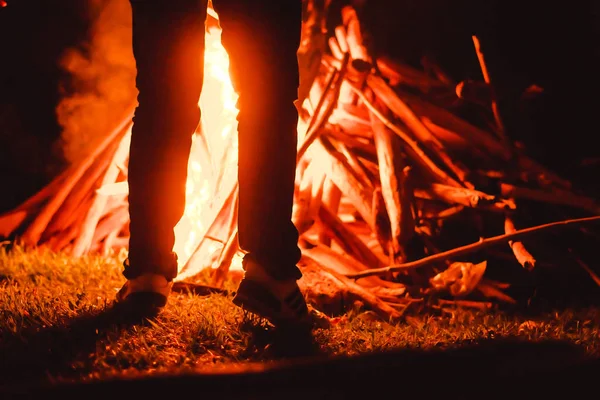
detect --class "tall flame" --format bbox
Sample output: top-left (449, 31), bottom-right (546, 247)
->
top-left (172, 5), bottom-right (240, 275)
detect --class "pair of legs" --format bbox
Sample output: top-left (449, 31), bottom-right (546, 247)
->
top-left (122, 0), bottom-right (305, 320)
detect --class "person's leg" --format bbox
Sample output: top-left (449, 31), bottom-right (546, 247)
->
top-left (214, 0), bottom-right (303, 281)
top-left (124, 0), bottom-right (206, 285)
top-left (214, 0), bottom-right (308, 324)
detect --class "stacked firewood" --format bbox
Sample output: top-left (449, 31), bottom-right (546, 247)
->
top-left (1, 5), bottom-right (599, 320)
top-left (289, 6), bottom-right (600, 319)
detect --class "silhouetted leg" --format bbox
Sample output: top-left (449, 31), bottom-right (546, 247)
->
top-left (215, 0), bottom-right (303, 281)
top-left (125, 0), bottom-right (207, 281)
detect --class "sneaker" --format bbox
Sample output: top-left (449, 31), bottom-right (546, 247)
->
top-left (232, 259), bottom-right (314, 327)
top-left (116, 273), bottom-right (173, 312)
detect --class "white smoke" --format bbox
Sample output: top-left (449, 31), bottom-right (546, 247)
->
top-left (56, 0), bottom-right (136, 164)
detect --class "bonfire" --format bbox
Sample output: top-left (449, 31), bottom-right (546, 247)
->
top-left (1, 1), bottom-right (599, 320)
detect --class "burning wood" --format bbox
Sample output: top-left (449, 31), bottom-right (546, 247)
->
top-left (1, 4), bottom-right (600, 319)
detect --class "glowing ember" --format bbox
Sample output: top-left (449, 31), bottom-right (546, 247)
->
top-left (172, 5), bottom-right (241, 276)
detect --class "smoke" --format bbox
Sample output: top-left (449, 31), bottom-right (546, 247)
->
top-left (56, 0), bottom-right (135, 164)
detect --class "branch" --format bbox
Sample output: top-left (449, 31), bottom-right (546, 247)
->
top-left (504, 216), bottom-right (536, 270)
top-left (472, 35), bottom-right (511, 152)
top-left (346, 215), bottom-right (600, 279)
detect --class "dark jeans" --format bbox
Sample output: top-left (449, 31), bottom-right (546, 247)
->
top-left (125, 0), bottom-right (302, 282)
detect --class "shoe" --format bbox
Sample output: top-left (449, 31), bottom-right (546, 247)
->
top-left (116, 273), bottom-right (173, 313)
top-left (232, 259), bottom-right (315, 327)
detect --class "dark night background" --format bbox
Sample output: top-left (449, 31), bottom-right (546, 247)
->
top-left (0, 0), bottom-right (599, 214)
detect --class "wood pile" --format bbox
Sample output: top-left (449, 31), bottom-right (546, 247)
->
top-left (1, 4), bottom-right (600, 320)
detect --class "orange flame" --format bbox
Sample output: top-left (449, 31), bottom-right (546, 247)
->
top-left (172, 4), bottom-right (241, 277)
top-left (170, 3), bottom-right (318, 278)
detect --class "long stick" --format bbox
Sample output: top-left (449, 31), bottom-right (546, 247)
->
top-left (346, 215), bottom-right (600, 279)
top-left (415, 183), bottom-right (515, 211)
top-left (369, 106), bottom-right (404, 254)
top-left (505, 216), bottom-right (536, 270)
top-left (472, 35), bottom-right (512, 153)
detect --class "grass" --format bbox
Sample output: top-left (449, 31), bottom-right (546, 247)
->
top-left (1, 244), bottom-right (599, 385)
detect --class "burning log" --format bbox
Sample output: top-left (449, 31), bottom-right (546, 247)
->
top-left (369, 104), bottom-right (406, 256)
top-left (504, 216), bottom-right (536, 270)
top-left (415, 183), bottom-right (516, 211)
top-left (341, 6), bottom-right (371, 67)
